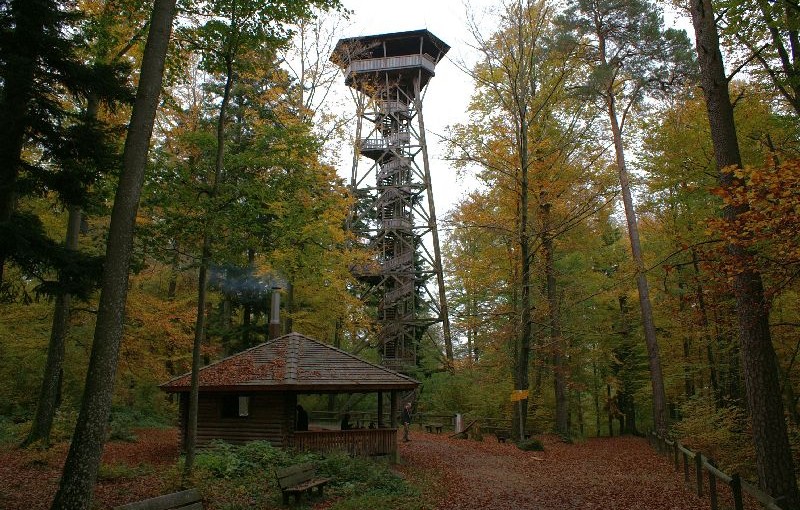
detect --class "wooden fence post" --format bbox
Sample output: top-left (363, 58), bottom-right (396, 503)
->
top-left (708, 458), bottom-right (718, 510)
top-left (695, 452), bottom-right (704, 497)
top-left (683, 450), bottom-right (690, 482)
top-left (730, 474), bottom-right (744, 510)
top-left (673, 442), bottom-right (679, 471)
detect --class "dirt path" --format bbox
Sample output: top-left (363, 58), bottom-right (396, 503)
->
top-left (396, 431), bottom-right (707, 509)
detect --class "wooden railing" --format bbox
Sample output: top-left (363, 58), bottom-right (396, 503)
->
top-left (650, 432), bottom-right (785, 510)
top-left (292, 429), bottom-right (397, 458)
top-left (346, 54), bottom-right (436, 76)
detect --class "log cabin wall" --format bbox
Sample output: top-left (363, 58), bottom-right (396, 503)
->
top-left (178, 392), bottom-right (293, 448)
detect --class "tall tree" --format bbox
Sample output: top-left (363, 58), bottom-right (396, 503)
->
top-left (0, 0), bottom-right (125, 287)
top-left (559, 0), bottom-right (695, 434)
top-left (689, 0), bottom-right (800, 506)
top-left (23, 0), bottom-right (147, 448)
top-left (50, 0), bottom-right (177, 506)
top-left (170, 0), bottom-right (341, 479)
top-left (452, 0), bottom-right (611, 439)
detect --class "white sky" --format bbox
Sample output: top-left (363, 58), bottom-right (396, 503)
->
top-left (329, 0), bottom-right (694, 221)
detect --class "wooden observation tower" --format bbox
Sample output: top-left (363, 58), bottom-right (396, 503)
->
top-left (331, 30), bottom-right (452, 370)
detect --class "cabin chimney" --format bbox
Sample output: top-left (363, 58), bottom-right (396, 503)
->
top-left (269, 288), bottom-right (281, 340)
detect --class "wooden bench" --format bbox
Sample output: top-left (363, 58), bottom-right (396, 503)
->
top-left (494, 429), bottom-right (531, 443)
top-left (495, 429), bottom-right (511, 443)
top-left (424, 423), bottom-right (443, 433)
top-left (114, 488), bottom-right (202, 510)
top-left (276, 463), bottom-right (331, 505)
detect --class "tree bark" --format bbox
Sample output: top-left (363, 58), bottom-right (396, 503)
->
top-left (24, 205), bottom-right (81, 447)
top-left (690, 0), bottom-right (799, 506)
top-left (606, 93), bottom-right (668, 435)
top-left (183, 52), bottom-right (233, 482)
top-left (513, 105), bottom-right (531, 442)
top-left (691, 247), bottom-right (720, 402)
top-left (49, 0), bottom-right (175, 507)
top-left (541, 200), bottom-right (568, 436)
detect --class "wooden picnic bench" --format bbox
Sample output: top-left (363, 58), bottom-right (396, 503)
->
top-left (114, 488), bottom-right (202, 510)
top-left (494, 429), bottom-right (511, 443)
top-left (275, 462), bottom-right (332, 505)
top-left (494, 429), bottom-right (531, 443)
top-left (424, 423), bottom-right (443, 433)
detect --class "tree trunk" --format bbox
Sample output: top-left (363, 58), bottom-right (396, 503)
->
top-left (183, 53), bottom-right (233, 482)
top-left (167, 242), bottom-right (179, 299)
top-left (24, 205), bottom-right (82, 447)
top-left (690, 1), bottom-right (799, 505)
top-left (691, 247), bottom-right (720, 403)
top-left (513, 111), bottom-right (532, 442)
top-left (541, 200), bottom-right (568, 437)
top-left (615, 296), bottom-right (639, 435)
top-left (50, 0), bottom-right (175, 507)
top-left (593, 363), bottom-right (601, 437)
top-left (607, 384), bottom-right (614, 437)
top-left (605, 94), bottom-right (667, 435)
top-left (182, 233), bottom-right (210, 483)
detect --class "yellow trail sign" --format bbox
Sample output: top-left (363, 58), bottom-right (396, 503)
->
top-left (510, 389), bottom-right (529, 402)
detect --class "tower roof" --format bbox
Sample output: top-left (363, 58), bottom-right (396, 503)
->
top-left (330, 29), bottom-right (450, 67)
top-left (160, 332), bottom-right (419, 393)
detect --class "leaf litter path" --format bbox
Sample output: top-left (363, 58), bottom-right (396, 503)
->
top-left (396, 432), bottom-right (705, 510)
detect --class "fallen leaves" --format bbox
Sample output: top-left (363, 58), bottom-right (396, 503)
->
top-left (396, 431), bottom-right (709, 509)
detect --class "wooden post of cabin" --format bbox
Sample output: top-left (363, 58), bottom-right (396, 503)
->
top-left (378, 392), bottom-right (384, 428)
top-left (390, 391), bottom-right (398, 428)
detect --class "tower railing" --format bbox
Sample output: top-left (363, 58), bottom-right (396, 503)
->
top-left (346, 54), bottom-right (436, 76)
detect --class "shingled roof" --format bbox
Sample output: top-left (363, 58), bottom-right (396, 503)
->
top-left (160, 333), bottom-right (419, 393)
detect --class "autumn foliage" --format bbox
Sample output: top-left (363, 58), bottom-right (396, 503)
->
top-left (710, 159), bottom-right (800, 288)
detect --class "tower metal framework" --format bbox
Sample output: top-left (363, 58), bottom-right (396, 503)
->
top-left (331, 30), bottom-right (452, 370)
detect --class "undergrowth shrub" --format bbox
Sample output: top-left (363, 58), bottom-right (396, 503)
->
top-left (516, 438), bottom-right (544, 451)
top-left (1, 408), bottom-right (78, 446)
top-left (674, 396), bottom-right (755, 477)
top-left (190, 442), bottom-right (423, 509)
top-left (98, 462), bottom-right (154, 481)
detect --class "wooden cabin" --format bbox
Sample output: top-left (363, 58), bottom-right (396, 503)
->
top-left (160, 333), bottom-right (418, 457)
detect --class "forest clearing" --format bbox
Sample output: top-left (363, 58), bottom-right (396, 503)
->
top-left (2, 0), bottom-right (800, 508)
top-left (0, 428), bottom-right (712, 510)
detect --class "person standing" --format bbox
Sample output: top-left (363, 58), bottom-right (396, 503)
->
top-left (402, 402), bottom-right (412, 442)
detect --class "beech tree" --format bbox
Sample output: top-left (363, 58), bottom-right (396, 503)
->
top-left (450, 0), bottom-right (612, 439)
top-left (50, 0), bottom-right (177, 507)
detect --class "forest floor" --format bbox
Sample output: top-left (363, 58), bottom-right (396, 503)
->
top-left (0, 427), bottom-right (721, 509)
top-left (395, 431), bottom-right (711, 509)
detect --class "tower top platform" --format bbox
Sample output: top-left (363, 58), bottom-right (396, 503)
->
top-left (331, 29), bottom-right (449, 63)
top-left (330, 29), bottom-right (450, 95)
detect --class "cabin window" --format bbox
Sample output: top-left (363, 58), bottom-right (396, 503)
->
top-left (222, 395), bottom-right (250, 418)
